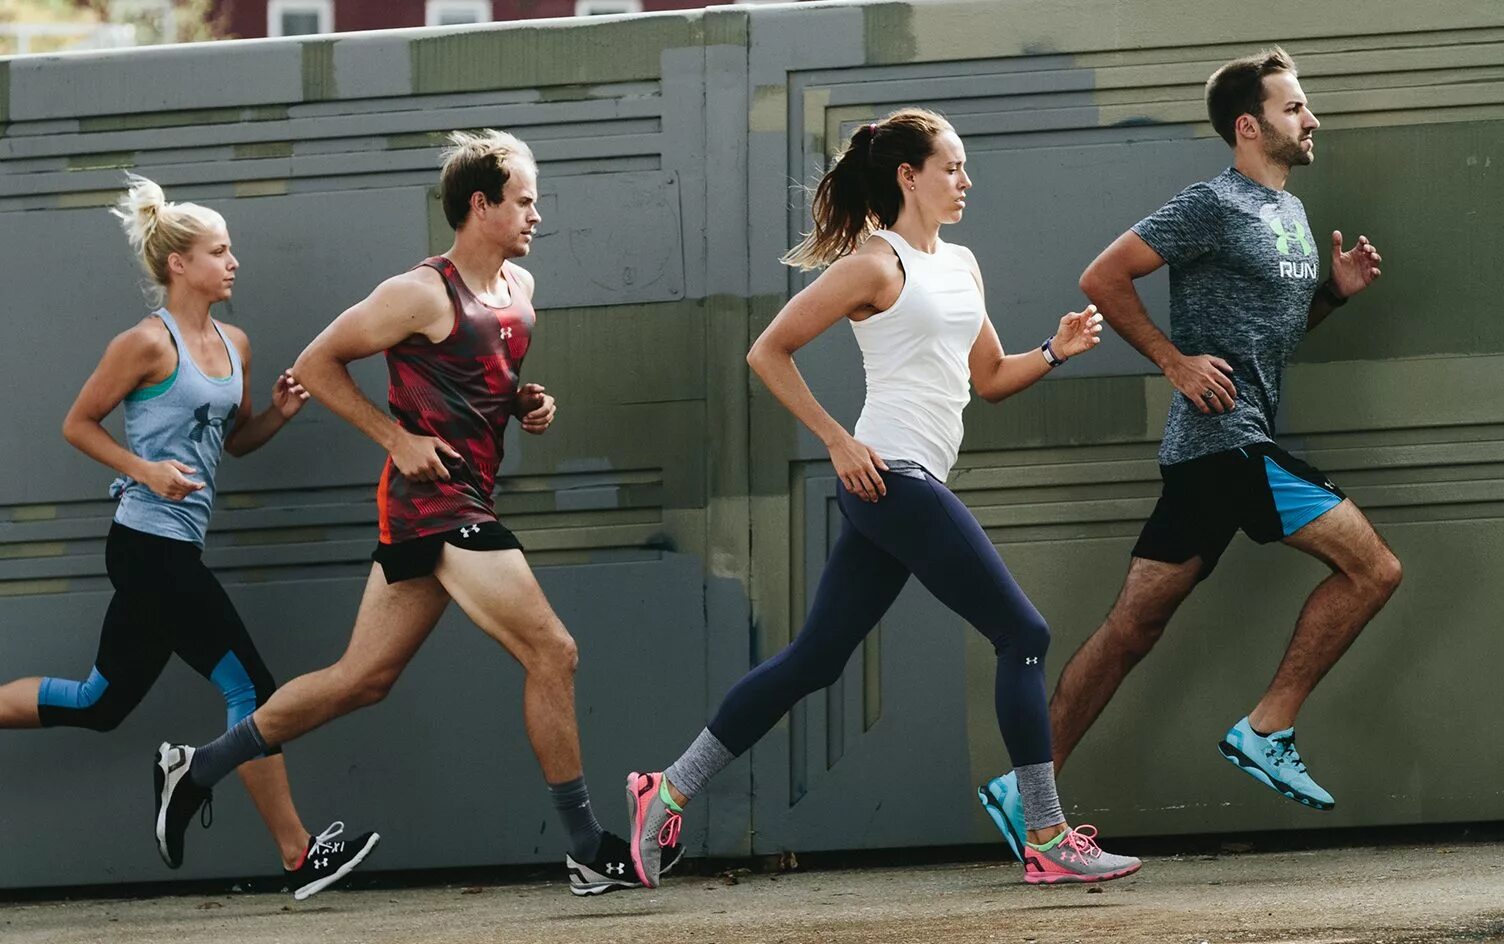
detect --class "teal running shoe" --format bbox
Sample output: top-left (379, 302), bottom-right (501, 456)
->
top-left (978, 771), bottom-right (1027, 862)
top-left (1218, 717), bottom-right (1335, 810)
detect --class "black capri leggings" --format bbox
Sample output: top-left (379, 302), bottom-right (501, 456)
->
top-left (37, 522), bottom-right (279, 750)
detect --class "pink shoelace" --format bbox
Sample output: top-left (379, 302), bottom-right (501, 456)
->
top-left (1061, 824), bottom-right (1104, 859)
top-left (657, 809), bottom-right (682, 848)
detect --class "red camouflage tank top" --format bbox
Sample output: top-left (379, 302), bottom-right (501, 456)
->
top-left (376, 256), bottom-right (535, 544)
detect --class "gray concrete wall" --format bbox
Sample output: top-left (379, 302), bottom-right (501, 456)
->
top-left (0, 0), bottom-right (1499, 889)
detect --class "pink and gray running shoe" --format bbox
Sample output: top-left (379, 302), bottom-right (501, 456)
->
top-left (626, 771), bottom-right (682, 888)
top-left (1022, 825), bottom-right (1141, 885)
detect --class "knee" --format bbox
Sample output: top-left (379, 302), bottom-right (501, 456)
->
top-left (788, 654), bottom-right (845, 694)
top-left (344, 667), bottom-right (400, 709)
top-left (1356, 549), bottom-right (1403, 600)
top-left (1105, 611), bottom-right (1168, 662)
top-left (1020, 611), bottom-right (1051, 654)
top-left (38, 672), bottom-right (128, 732)
top-left (81, 701), bottom-right (129, 733)
top-left (524, 626), bottom-right (579, 679)
top-left (996, 610), bottom-right (1051, 660)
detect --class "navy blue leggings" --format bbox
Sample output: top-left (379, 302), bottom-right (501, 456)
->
top-left (708, 468), bottom-right (1052, 766)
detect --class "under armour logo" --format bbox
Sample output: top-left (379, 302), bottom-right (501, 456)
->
top-left (605, 863), bottom-right (624, 875)
top-left (1260, 203), bottom-right (1314, 256)
top-left (314, 857), bottom-right (329, 870)
top-left (1024, 657), bottom-right (1039, 665)
top-left (460, 524), bottom-right (480, 538)
top-left (189, 403), bottom-right (238, 443)
top-left (499, 327), bottom-right (514, 340)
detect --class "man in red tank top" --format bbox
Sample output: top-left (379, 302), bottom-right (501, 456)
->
top-left (153, 131), bottom-right (668, 896)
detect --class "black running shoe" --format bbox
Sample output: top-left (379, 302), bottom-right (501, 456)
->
top-left (566, 831), bottom-right (643, 896)
top-left (566, 832), bottom-right (687, 896)
top-left (285, 822), bottom-right (381, 901)
top-left (154, 742), bottom-right (212, 869)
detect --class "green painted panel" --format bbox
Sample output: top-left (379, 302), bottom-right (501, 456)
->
top-left (960, 373), bottom-right (1156, 453)
top-left (233, 141), bottom-right (293, 160)
top-left (1297, 120), bottom-right (1504, 362)
top-left (862, 3), bottom-right (917, 66)
top-left (703, 7), bottom-right (749, 47)
top-left (410, 17), bottom-right (694, 94)
top-left (66, 151), bottom-right (134, 171)
top-left (387, 131), bottom-right (449, 150)
top-left (77, 105), bottom-right (287, 133)
top-left (301, 40), bottom-right (338, 102)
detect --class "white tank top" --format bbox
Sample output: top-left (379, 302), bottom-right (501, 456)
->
top-left (850, 230), bottom-right (986, 481)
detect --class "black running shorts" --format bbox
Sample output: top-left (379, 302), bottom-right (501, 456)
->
top-left (1132, 441), bottom-right (1345, 580)
top-left (371, 520), bottom-right (524, 583)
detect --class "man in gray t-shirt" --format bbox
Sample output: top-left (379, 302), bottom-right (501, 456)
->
top-left (1132, 166), bottom-right (1320, 466)
top-left (977, 48), bottom-right (1401, 857)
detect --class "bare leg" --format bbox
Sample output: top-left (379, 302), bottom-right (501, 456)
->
top-left (0, 678), bottom-right (42, 728)
top-left (1248, 500), bottom-right (1401, 732)
top-left (433, 546), bottom-right (582, 783)
top-left (251, 566), bottom-right (451, 745)
top-left (1049, 556), bottom-right (1201, 773)
top-left (236, 754), bottom-right (311, 868)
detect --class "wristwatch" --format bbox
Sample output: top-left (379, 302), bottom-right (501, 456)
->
top-left (1316, 279), bottom-right (1348, 308)
top-left (1041, 336), bottom-right (1067, 367)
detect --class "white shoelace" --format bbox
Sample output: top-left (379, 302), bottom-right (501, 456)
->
top-left (310, 821), bottom-right (346, 856)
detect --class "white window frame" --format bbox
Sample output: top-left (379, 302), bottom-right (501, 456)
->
top-left (426, 1), bottom-right (492, 27)
top-left (267, 0), bottom-right (334, 38)
top-left (575, 0), bottom-right (642, 16)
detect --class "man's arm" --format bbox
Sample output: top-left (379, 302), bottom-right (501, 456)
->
top-left (1079, 231), bottom-right (1238, 415)
top-left (1308, 230), bottom-right (1383, 332)
top-left (292, 269), bottom-right (462, 482)
top-left (503, 262), bottom-right (556, 433)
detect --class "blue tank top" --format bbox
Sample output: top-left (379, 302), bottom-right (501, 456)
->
top-left (111, 309), bottom-right (243, 547)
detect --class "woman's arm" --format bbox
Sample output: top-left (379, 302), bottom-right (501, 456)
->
top-left (62, 322), bottom-right (204, 501)
top-left (962, 246), bottom-right (1102, 403)
top-left (221, 324), bottom-right (309, 457)
top-left (748, 250), bottom-right (899, 502)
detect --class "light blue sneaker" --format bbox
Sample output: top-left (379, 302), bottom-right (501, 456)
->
top-left (978, 771), bottom-right (1027, 862)
top-left (1217, 717), bottom-right (1335, 810)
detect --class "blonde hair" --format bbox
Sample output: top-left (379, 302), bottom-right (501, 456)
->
top-left (782, 107), bottom-right (953, 271)
top-left (111, 174), bottom-right (225, 301)
top-left (438, 129), bottom-right (536, 229)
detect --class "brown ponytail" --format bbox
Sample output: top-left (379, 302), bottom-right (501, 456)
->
top-left (782, 107), bottom-right (952, 270)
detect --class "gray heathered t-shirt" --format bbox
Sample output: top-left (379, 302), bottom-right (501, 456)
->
top-left (1132, 168), bottom-right (1320, 465)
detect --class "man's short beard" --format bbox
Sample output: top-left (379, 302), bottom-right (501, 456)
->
top-left (1257, 115), bottom-right (1312, 167)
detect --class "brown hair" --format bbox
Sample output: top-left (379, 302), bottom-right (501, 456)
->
top-left (111, 174), bottom-right (225, 304)
top-left (782, 107), bottom-right (952, 270)
top-left (1205, 46), bottom-right (1298, 146)
top-left (438, 129), bottom-right (535, 230)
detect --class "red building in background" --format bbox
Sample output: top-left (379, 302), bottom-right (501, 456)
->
top-left (214, 0), bottom-right (758, 39)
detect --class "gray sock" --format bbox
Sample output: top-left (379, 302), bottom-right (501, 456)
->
top-left (1015, 761), bottom-right (1066, 832)
top-left (189, 716), bottom-right (269, 788)
top-left (548, 776), bottom-right (604, 861)
top-left (664, 728), bottom-right (736, 802)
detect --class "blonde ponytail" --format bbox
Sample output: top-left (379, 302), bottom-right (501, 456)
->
top-left (110, 174), bottom-right (225, 299)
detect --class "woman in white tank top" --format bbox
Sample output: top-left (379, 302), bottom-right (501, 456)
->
top-left (628, 109), bottom-right (1141, 888)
